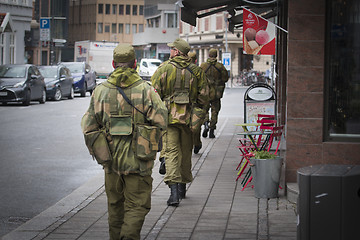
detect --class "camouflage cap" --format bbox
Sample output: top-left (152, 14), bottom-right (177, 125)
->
top-left (188, 52), bottom-right (197, 63)
top-left (209, 48), bottom-right (218, 57)
top-left (167, 38), bottom-right (190, 55)
top-left (113, 43), bottom-right (135, 63)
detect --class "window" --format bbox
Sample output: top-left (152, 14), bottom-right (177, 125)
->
top-left (132, 24), bottom-right (137, 34)
top-left (325, 0), bottom-right (360, 141)
top-left (133, 5), bottom-right (137, 15)
top-left (105, 4), bottom-right (110, 14)
top-left (147, 16), bottom-right (160, 28)
top-left (0, 34), bottom-right (4, 65)
top-left (125, 23), bottom-right (130, 34)
top-left (112, 4), bottom-right (117, 14)
top-left (119, 5), bottom-right (124, 15)
top-left (105, 24), bottom-right (110, 33)
top-left (139, 24), bottom-right (144, 33)
top-left (9, 34), bottom-right (14, 64)
top-left (126, 5), bottom-right (130, 15)
top-left (119, 23), bottom-right (123, 34)
top-left (98, 23), bottom-right (103, 33)
top-left (112, 23), bottom-right (116, 33)
top-left (98, 4), bottom-right (103, 14)
top-left (139, 5), bottom-right (144, 15)
top-left (166, 12), bottom-right (178, 28)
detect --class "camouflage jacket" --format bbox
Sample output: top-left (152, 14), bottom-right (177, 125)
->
top-left (151, 55), bottom-right (209, 126)
top-left (81, 67), bottom-right (168, 176)
top-left (200, 58), bottom-right (229, 86)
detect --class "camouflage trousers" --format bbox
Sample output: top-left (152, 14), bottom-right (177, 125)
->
top-left (163, 124), bottom-right (193, 185)
top-left (204, 98), bottom-right (221, 130)
top-left (105, 172), bottom-right (152, 240)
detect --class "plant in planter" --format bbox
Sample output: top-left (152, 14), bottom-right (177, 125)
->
top-left (249, 150), bottom-right (283, 199)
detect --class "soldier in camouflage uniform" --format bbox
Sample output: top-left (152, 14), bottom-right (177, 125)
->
top-left (200, 48), bottom-right (229, 138)
top-left (151, 38), bottom-right (209, 207)
top-left (81, 44), bottom-right (168, 240)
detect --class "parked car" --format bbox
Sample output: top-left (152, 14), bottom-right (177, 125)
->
top-left (138, 58), bottom-right (162, 81)
top-left (38, 65), bottom-right (74, 101)
top-left (60, 62), bottom-right (96, 97)
top-left (0, 64), bottom-right (46, 106)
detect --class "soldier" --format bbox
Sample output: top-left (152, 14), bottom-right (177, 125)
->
top-left (81, 43), bottom-right (168, 240)
top-left (200, 48), bottom-right (229, 138)
top-left (151, 38), bottom-right (209, 206)
top-left (188, 51), bottom-right (213, 154)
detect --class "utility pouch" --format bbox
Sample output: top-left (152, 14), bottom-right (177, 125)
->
top-left (110, 115), bottom-right (132, 135)
top-left (190, 106), bottom-right (205, 133)
top-left (173, 90), bottom-right (190, 104)
top-left (134, 124), bottom-right (161, 161)
top-left (216, 85), bottom-right (225, 99)
top-left (84, 129), bottom-right (112, 165)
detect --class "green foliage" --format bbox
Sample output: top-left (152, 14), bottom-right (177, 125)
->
top-left (251, 150), bottom-right (277, 159)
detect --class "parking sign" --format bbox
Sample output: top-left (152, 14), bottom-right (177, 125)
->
top-left (222, 52), bottom-right (231, 71)
top-left (40, 18), bottom-right (50, 41)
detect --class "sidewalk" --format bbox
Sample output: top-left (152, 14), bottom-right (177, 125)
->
top-left (3, 117), bottom-right (297, 240)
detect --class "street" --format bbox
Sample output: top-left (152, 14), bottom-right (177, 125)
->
top-left (0, 87), bottom-right (246, 237)
top-left (0, 93), bottom-right (102, 237)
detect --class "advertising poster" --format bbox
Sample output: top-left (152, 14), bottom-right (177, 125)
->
top-left (243, 8), bottom-right (276, 55)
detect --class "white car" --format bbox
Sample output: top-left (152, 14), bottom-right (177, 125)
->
top-left (138, 59), bottom-right (162, 81)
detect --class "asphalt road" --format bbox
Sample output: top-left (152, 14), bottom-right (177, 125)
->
top-left (0, 93), bottom-right (102, 237)
top-left (0, 86), bottom-right (246, 237)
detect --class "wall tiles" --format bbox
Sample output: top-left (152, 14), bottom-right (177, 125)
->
top-left (287, 92), bottom-right (323, 118)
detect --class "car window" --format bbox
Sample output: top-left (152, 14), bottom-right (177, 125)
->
top-left (60, 68), bottom-right (66, 76)
top-left (149, 61), bottom-right (161, 67)
top-left (39, 67), bottom-right (57, 78)
top-left (64, 68), bottom-right (71, 77)
top-left (28, 67), bottom-right (35, 77)
top-left (85, 64), bottom-right (91, 72)
top-left (63, 63), bottom-right (83, 73)
top-left (143, 62), bottom-right (148, 67)
top-left (0, 65), bottom-right (26, 78)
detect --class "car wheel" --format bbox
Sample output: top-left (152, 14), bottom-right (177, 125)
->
top-left (68, 87), bottom-right (74, 99)
top-left (80, 83), bottom-right (87, 97)
top-left (39, 89), bottom-right (46, 104)
top-left (54, 88), bottom-right (62, 101)
top-left (22, 89), bottom-right (31, 106)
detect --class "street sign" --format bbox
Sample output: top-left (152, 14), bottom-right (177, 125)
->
top-left (40, 17), bottom-right (50, 41)
top-left (222, 52), bottom-right (231, 71)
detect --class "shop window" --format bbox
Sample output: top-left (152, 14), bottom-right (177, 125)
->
top-left (325, 0), bottom-right (360, 141)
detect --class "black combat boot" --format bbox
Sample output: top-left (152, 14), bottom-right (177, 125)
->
top-left (178, 183), bottom-right (186, 199)
top-left (167, 184), bottom-right (179, 206)
top-left (209, 129), bottom-right (215, 138)
top-left (194, 144), bottom-right (202, 154)
top-left (202, 121), bottom-right (209, 138)
top-left (159, 157), bottom-right (166, 175)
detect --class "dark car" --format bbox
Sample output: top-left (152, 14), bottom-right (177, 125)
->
top-left (38, 65), bottom-right (74, 101)
top-left (60, 62), bottom-right (96, 97)
top-left (0, 64), bottom-right (46, 106)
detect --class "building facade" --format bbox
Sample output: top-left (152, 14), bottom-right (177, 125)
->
top-left (0, 0), bottom-right (33, 65)
top-left (132, 0), bottom-right (179, 62)
top-left (69, 0), bottom-right (145, 45)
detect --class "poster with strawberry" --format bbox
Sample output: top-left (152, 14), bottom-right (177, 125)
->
top-left (243, 8), bottom-right (276, 55)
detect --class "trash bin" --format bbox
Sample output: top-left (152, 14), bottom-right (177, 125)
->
top-left (250, 157), bottom-right (283, 198)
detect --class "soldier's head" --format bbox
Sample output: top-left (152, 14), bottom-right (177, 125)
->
top-left (168, 38), bottom-right (190, 58)
top-left (112, 43), bottom-right (136, 69)
top-left (209, 48), bottom-right (218, 58)
top-left (188, 52), bottom-right (197, 64)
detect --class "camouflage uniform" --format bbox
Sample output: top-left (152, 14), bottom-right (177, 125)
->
top-left (200, 50), bottom-right (229, 138)
top-left (151, 39), bottom-right (209, 206)
top-left (81, 44), bottom-right (167, 240)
